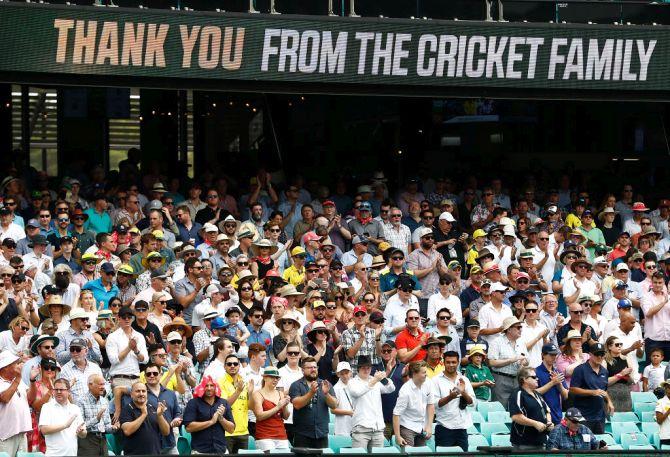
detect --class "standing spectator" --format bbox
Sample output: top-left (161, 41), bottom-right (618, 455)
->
top-left (39, 378), bottom-right (87, 456)
top-left (276, 342), bottom-right (303, 443)
top-left (119, 382), bottom-right (171, 455)
top-left (432, 351), bottom-right (476, 451)
top-left (347, 201), bottom-right (385, 256)
top-left (59, 337), bottom-right (103, 404)
top-left (131, 301), bottom-right (164, 349)
top-left (554, 330), bottom-right (589, 386)
top-left (643, 348), bottom-right (665, 392)
top-left (55, 308), bottom-right (102, 365)
top-left (603, 335), bottom-right (633, 412)
top-left (556, 303), bottom-right (597, 353)
top-left (383, 277), bottom-right (420, 342)
top-left (539, 293), bottom-right (564, 348)
top-left (0, 352), bottom-right (32, 457)
top-left (656, 380), bottom-right (670, 447)
top-left (76, 374), bottom-right (115, 457)
top-left (407, 227), bottom-right (448, 303)
top-left (289, 357), bottom-right (338, 448)
top-left (488, 316), bottom-right (529, 404)
top-left (641, 272), bottom-right (670, 362)
top-left (251, 367), bottom-right (291, 452)
top-left (142, 362), bottom-right (182, 454)
top-left (331, 362), bottom-right (354, 437)
top-left (174, 257), bottom-right (206, 325)
top-left (393, 361), bottom-right (435, 448)
top-left (380, 341), bottom-right (405, 441)
top-left (546, 407), bottom-right (599, 450)
top-left (478, 282), bottom-right (513, 343)
top-left (348, 355), bottom-right (394, 451)
top-left (82, 262), bottom-right (120, 310)
top-left (395, 309), bottom-right (430, 363)
top-left (463, 345), bottom-right (495, 401)
top-left (569, 343), bottom-right (613, 434)
top-left (341, 305), bottom-right (381, 374)
top-left (535, 343), bottom-right (569, 425)
top-left (217, 354), bottom-right (251, 453)
top-left (520, 298), bottom-right (549, 368)
top-left (383, 208), bottom-right (411, 257)
top-left (508, 367), bottom-right (553, 450)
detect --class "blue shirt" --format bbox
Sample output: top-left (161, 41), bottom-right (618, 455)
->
top-left (536, 362), bottom-right (568, 424)
top-left (84, 208), bottom-right (113, 235)
top-left (54, 255), bottom-right (81, 274)
top-left (570, 362), bottom-right (609, 422)
top-left (288, 378), bottom-right (332, 439)
top-left (82, 278), bottom-right (120, 309)
top-left (183, 396), bottom-right (234, 453)
top-left (176, 221), bottom-right (203, 245)
top-left (547, 423), bottom-right (598, 450)
top-left (246, 324), bottom-right (272, 367)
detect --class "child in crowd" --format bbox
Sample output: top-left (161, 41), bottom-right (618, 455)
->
top-left (225, 306), bottom-right (250, 345)
top-left (643, 348), bottom-right (666, 392)
top-left (463, 345), bottom-right (495, 401)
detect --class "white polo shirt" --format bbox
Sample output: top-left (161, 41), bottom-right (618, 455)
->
top-left (431, 373), bottom-right (476, 430)
top-left (393, 379), bottom-right (435, 433)
top-left (39, 399), bottom-right (84, 456)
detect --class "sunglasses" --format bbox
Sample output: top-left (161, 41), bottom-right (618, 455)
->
top-left (252, 314), bottom-right (264, 319)
top-left (269, 228), bottom-right (281, 233)
top-left (407, 316), bottom-right (421, 321)
top-left (237, 262), bottom-right (249, 266)
top-left (438, 315), bottom-right (451, 320)
top-left (145, 372), bottom-right (160, 377)
top-left (354, 312), bottom-right (367, 317)
top-left (525, 308), bottom-right (538, 313)
top-left (363, 298), bottom-right (375, 303)
top-left (613, 343), bottom-right (624, 347)
top-left (42, 366), bottom-right (58, 372)
top-left (70, 347), bottom-right (83, 353)
top-left (565, 256), bottom-right (577, 261)
top-left (321, 248), bottom-right (334, 252)
top-left (39, 214), bottom-right (51, 218)
top-left (391, 257), bottom-right (404, 261)
top-left (241, 287), bottom-right (253, 291)
top-left (331, 265), bottom-right (343, 270)
top-left (326, 305), bottom-right (337, 309)
top-left (315, 330), bottom-right (328, 335)
top-left (517, 279), bottom-right (529, 284)
top-left (207, 195), bottom-right (218, 199)
top-left (526, 375), bottom-right (538, 380)
top-left (57, 218), bottom-right (69, 223)
top-left (399, 288), bottom-right (412, 292)
top-left (41, 345), bottom-right (55, 350)
top-left (422, 236), bottom-right (434, 240)
top-left (19, 326), bottom-right (30, 331)
top-left (570, 310), bottom-right (583, 314)
top-left (168, 340), bottom-right (181, 345)
top-left (226, 362), bottom-right (240, 367)
top-left (370, 277), bottom-right (380, 281)
top-left (287, 351), bottom-right (301, 356)
top-left (306, 269), bottom-right (319, 274)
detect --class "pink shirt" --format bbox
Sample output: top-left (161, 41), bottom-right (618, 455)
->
top-left (641, 292), bottom-right (670, 341)
top-left (0, 377), bottom-right (32, 440)
top-left (555, 353), bottom-right (589, 386)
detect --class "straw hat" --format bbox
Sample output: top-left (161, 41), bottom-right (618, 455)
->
top-left (163, 317), bottom-right (193, 338)
top-left (250, 238), bottom-right (279, 257)
top-left (38, 295), bottom-right (72, 317)
top-left (275, 312), bottom-right (300, 330)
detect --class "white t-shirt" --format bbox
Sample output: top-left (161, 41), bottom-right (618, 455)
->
top-left (0, 330), bottom-right (30, 356)
top-left (656, 396), bottom-right (670, 439)
top-left (477, 302), bottom-right (513, 344)
top-left (427, 293), bottom-right (462, 328)
top-left (277, 365), bottom-right (303, 425)
top-left (332, 380), bottom-right (354, 436)
top-left (532, 246), bottom-right (556, 284)
top-left (643, 364), bottom-right (665, 391)
top-left (520, 322), bottom-right (548, 368)
top-left (39, 399), bottom-right (84, 456)
top-left (561, 277), bottom-right (596, 303)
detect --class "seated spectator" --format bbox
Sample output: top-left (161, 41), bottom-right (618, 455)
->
top-left (463, 345), bottom-right (495, 401)
top-left (546, 408), bottom-right (600, 450)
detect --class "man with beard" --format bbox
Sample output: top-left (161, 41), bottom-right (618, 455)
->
top-left (229, 230), bottom-right (254, 260)
top-left (174, 257), bottom-right (207, 326)
top-left (183, 376), bottom-right (235, 454)
top-left (120, 382), bottom-right (171, 455)
top-left (210, 234), bottom-right (234, 276)
top-left (408, 227), bottom-right (449, 301)
top-left (72, 252), bottom-right (99, 288)
top-left (244, 203), bottom-right (267, 240)
top-left (218, 354), bottom-right (252, 453)
top-left (432, 212), bottom-right (467, 271)
top-left (347, 201), bottom-right (385, 256)
top-left (289, 357), bottom-right (339, 448)
top-left (195, 189), bottom-right (230, 227)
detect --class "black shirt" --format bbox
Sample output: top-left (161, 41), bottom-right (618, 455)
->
top-left (556, 322), bottom-right (596, 353)
top-left (288, 378), bottom-right (333, 439)
top-left (119, 401), bottom-right (162, 455)
top-left (132, 320), bottom-right (164, 348)
top-left (508, 388), bottom-right (549, 446)
top-left (195, 206), bottom-right (230, 227)
top-left (0, 298), bottom-right (19, 332)
top-left (606, 357), bottom-right (629, 384)
top-left (183, 396), bottom-right (234, 453)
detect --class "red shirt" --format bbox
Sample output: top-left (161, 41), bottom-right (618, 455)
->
top-left (395, 327), bottom-right (426, 362)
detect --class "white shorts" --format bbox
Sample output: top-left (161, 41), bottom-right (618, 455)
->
top-left (255, 439), bottom-right (290, 451)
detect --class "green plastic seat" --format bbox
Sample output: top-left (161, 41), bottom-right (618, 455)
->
top-left (491, 434), bottom-right (512, 447)
top-left (611, 421), bottom-right (640, 442)
top-left (595, 434), bottom-right (616, 446)
top-left (328, 435), bottom-right (353, 453)
top-left (105, 433), bottom-right (123, 456)
top-left (239, 451), bottom-right (265, 455)
top-left (467, 434), bottom-right (490, 452)
top-left (436, 446), bottom-right (464, 452)
top-left (611, 412), bottom-right (640, 422)
top-left (404, 446), bottom-right (432, 453)
top-left (620, 432), bottom-right (649, 449)
top-left (607, 444), bottom-right (623, 450)
top-left (17, 453), bottom-right (45, 457)
top-left (339, 448), bottom-right (368, 454)
top-left (372, 447), bottom-right (400, 454)
top-left (477, 401), bottom-right (506, 420)
top-left (177, 436), bottom-right (191, 455)
top-left (633, 402), bottom-right (656, 415)
top-left (628, 444), bottom-right (655, 450)
top-left (640, 411), bottom-right (656, 422)
top-left (631, 392), bottom-right (657, 404)
top-left (641, 422), bottom-right (660, 447)
top-left (480, 422), bottom-right (510, 439)
top-left (487, 411), bottom-right (512, 424)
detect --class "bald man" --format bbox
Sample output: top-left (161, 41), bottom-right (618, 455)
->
top-left (77, 374), bottom-right (116, 456)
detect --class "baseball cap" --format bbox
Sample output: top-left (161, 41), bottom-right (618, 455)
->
top-left (26, 218), bottom-right (40, 228)
top-left (615, 263), bottom-right (630, 272)
top-left (100, 262), bottom-right (115, 274)
top-left (472, 229), bottom-right (487, 239)
top-left (352, 305), bottom-right (367, 315)
top-left (369, 310), bottom-right (385, 324)
top-left (134, 301), bottom-right (149, 312)
top-left (466, 319), bottom-right (481, 328)
top-left (69, 337), bottom-right (87, 348)
top-left (167, 331), bottom-right (182, 342)
top-left (490, 282), bottom-right (508, 293)
top-left (352, 235), bottom-right (368, 245)
top-left (358, 201), bottom-right (372, 211)
top-left (617, 299), bottom-right (632, 309)
top-left (613, 280), bottom-right (629, 290)
top-left (291, 246), bottom-right (306, 256)
top-left (311, 300), bottom-right (326, 309)
top-left (322, 200), bottom-right (336, 208)
top-left (469, 265), bottom-right (482, 276)
top-left (381, 340), bottom-right (396, 349)
top-left (565, 408), bottom-right (585, 422)
top-left (438, 211), bottom-right (456, 222)
top-left (118, 306), bottom-right (134, 318)
top-left (591, 343), bottom-right (606, 355)
top-left (542, 343), bottom-right (559, 355)
top-left (336, 361), bottom-right (352, 373)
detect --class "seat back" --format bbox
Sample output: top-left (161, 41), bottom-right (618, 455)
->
top-left (467, 434), bottom-right (490, 452)
top-left (491, 434), bottom-right (512, 447)
top-left (631, 392), bottom-right (657, 404)
top-left (595, 433), bottom-right (616, 446)
top-left (611, 421), bottom-right (640, 441)
top-left (477, 401), bottom-right (506, 419)
top-left (405, 446), bottom-right (433, 454)
top-left (480, 422), bottom-right (510, 439)
top-left (633, 402), bottom-right (656, 415)
top-left (488, 411), bottom-right (512, 423)
top-left (611, 412), bottom-right (640, 422)
top-left (340, 449), bottom-right (368, 454)
top-left (436, 446), bottom-right (465, 452)
top-left (620, 432), bottom-right (649, 449)
top-left (328, 435), bottom-right (353, 453)
top-left (640, 411), bottom-right (656, 423)
top-left (372, 447), bottom-right (400, 454)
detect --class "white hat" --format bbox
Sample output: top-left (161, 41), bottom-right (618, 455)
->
top-left (203, 223), bottom-right (218, 233)
top-left (490, 282), bottom-right (508, 293)
top-left (202, 308), bottom-right (219, 320)
top-left (0, 351), bottom-right (19, 370)
top-left (502, 225), bottom-right (516, 237)
top-left (336, 361), bottom-right (352, 373)
top-left (69, 308), bottom-right (89, 320)
top-left (205, 284), bottom-right (221, 298)
top-left (216, 233), bottom-right (231, 243)
top-left (499, 217), bottom-right (516, 227)
top-left (438, 212), bottom-right (456, 223)
top-left (166, 331), bottom-right (182, 342)
top-left (412, 226), bottom-right (434, 243)
top-left (593, 256), bottom-right (608, 265)
top-left (616, 263), bottom-right (630, 272)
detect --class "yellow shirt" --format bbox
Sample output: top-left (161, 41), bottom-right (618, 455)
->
top-left (139, 368), bottom-right (179, 391)
top-left (565, 213), bottom-right (582, 229)
top-left (218, 373), bottom-right (249, 436)
top-left (426, 360), bottom-right (445, 379)
top-left (282, 265), bottom-right (305, 287)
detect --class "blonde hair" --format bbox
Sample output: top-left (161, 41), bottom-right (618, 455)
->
top-left (76, 289), bottom-right (95, 310)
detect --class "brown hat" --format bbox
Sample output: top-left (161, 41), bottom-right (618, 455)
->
top-left (163, 317), bottom-right (193, 338)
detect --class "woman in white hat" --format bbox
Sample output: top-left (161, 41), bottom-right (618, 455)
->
top-left (250, 238), bottom-right (279, 280)
top-left (554, 329), bottom-right (589, 387)
top-left (251, 366), bottom-right (291, 452)
top-left (37, 296), bottom-right (72, 334)
top-left (306, 319), bottom-right (337, 383)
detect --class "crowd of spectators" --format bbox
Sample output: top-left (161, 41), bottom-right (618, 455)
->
top-left (1, 159), bottom-right (670, 455)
